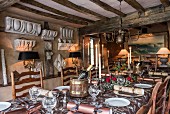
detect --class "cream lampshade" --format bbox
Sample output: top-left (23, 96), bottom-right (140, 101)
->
top-left (156, 47), bottom-right (170, 67)
top-left (118, 49), bottom-right (129, 57)
top-left (118, 49), bottom-right (129, 64)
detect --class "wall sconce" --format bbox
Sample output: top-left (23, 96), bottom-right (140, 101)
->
top-left (18, 51), bottom-right (40, 70)
top-left (156, 47), bottom-right (170, 67)
top-left (69, 51), bottom-right (81, 67)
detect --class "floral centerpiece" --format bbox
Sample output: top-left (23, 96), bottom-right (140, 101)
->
top-left (103, 75), bottom-right (133, 90)
top-left (103, 76), bottom-right (117, 90)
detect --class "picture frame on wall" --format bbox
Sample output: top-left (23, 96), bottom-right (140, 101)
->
top-left (128, 32), bottom-right (168, 55)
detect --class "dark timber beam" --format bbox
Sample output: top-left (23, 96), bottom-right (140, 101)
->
top-left (21, 0), bottom-right (95, 23)
top-left (124, 0), bottom-right (145, 12)
top-left (79, 5), bottom-right (170, 35)
top-left (52, 0), bottom-right (108, 20)
top-left (13, 4), bottom-right (88, 25)
top-left (90, 0), bottom-right (126, 17)
top-left (0, 0), bottom-right (20, 11)
top-left (160, 0), bottom-right (169, 7)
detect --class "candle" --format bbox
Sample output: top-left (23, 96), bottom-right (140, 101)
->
top-left (90, 40), bottom-right (94, 65)
top-left (107, 50), bottom-right (109, 58)
top-left (95, 44), bottom-right (98, 68)
top-left (129, 47), bottom-right (132, 64)
top-left (128, 53), bottom-right (130, 69)
top-left (99, 54), bottom-right (101, 79)
top-left (102, 44), bottom-right (104, 57)
top-left (87, 43), bottom-right (89, 63)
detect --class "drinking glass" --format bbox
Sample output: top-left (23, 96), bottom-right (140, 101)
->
top-left (42, 96), bottom-right (57, 114)
top-left (88, 85), bottom-right (100, 105)
top-left (29, 87), bottom-right (40, 104)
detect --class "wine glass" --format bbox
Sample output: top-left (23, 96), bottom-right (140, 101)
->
top-left (88, 85), bottom-right (101, 105)
top-left (29, 87), bottom-right (40, 104)
top-left (42, 96), bottom-right (57, 114)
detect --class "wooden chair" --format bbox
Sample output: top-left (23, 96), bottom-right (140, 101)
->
top-left (11, 70), bottom-right (43, 99)
top-left (136, 81), bottom-right (162, 114)
top-left (165, 90), bottom-right (170, 114)
top-left (61, 67), bottom-right (78, 86)
top-left (89, 68), bottom-right (98, 83)
top-left (154, 76), bottom-right (170, 114)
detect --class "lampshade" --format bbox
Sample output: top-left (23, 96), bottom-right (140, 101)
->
top-left (156, 47), bottom-right (170, 55)
top-left (118, 49), bottom-right (129, 55)
top-left (69, 52), bottom-right (81, 58)
top-left (18, 51), bottom-right (40, 60)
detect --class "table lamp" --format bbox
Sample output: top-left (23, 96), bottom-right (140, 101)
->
top-left (18, 51), bottom-right (40, 70)
top-left (69, 51), bottom-right (81, 67)
top-left (118, 49), bottom-right (129, 64)
top-left (156, 47), bottom-right (170, 67)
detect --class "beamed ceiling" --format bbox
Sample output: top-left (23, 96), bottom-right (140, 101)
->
top-left (1, 0), bottom-right (170, 35)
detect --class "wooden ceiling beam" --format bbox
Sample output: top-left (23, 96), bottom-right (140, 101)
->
top-left (12, 4), bottom-right (88, 25)
top-left (124, 0), bottom-right (145, 12)
top-left (79, 5), bottom-right (170, 35)
top-left (52, 0), bottom-right (108, 20)
top-left (90, 0), bottom-right (126, 17)
top-left (21, 0), bottom-right (95, 23)
top-left (160, 0), bottom-right (169, 7)
top-left (0, 0), bottom-right (20, 11)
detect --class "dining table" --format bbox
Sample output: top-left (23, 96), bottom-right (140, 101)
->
top-left (0, 81), bottom-right (153, 114)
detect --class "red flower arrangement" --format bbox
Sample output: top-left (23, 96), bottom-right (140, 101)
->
top-left (126, 76), bottom-right (132, 81)
top-left (106, 76), bottom-right (111, 83)
top-left (106, 76), bottom-right (117, 83)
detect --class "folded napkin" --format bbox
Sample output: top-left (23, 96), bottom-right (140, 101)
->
top-left (31, 86), bottom-right (52, 97)
top-left (113, 85), bottom-right (144, 95)
top-left (67, 102), bottom-right (111, 114)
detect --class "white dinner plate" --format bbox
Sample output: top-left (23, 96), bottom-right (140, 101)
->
top-left (55, 86), bottom-right (70, 91)
top-left (134, 83), bottom-right (152, 89)
top-left (0, 102), bottom-right (11, 111)
top-left (105, 98), bottom-right (130, 107)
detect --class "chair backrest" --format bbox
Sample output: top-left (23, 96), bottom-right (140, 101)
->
top-left (61, 67), bottom-right (78, 86)
top-left (165, 89), bottom-right (170, 114)
top-left (11, 70), bottom-right (43, 99)
top-left (89, 68), bottom-right (98, 83)
top-left (136, 82), bottom-right (162, 114)
top-left (154, 76), bottom-right (170, 114)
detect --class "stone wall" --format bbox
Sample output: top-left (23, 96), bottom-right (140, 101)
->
top-left (0, 11), bottom-right (79, 96)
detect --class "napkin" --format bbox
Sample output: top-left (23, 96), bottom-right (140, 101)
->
top-left (31, 86), bottom-right (50, 96)
top-left (113, 85), bottom-right (144, 95)
top-left (67, 102), bottom-right (111, 114)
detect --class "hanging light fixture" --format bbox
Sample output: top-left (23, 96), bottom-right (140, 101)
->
top-left (116, 0), bottom-right (126, 44)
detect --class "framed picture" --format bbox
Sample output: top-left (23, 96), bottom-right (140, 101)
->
top-left (128, 32), bottom-right (168, 55)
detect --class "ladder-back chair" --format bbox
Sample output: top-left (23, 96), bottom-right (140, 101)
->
top-left (61, 67), bottom-right (78, 86)
top-left (136, 81), bottom-right (162, 114)
top-left (11, 70), bottom-right (43, 99)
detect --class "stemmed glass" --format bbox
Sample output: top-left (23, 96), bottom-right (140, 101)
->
top-left (42, 96), bottom-right (57, 114)
top-left (88, 85), bottom-right (101, 105)
top-left (29, 87), bottom-right (40, 104)
top-left (51, 89), bottom-right (60, 111)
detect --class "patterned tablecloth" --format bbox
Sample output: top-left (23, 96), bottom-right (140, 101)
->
top-left (0, 83), bottom-right (152, 114)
